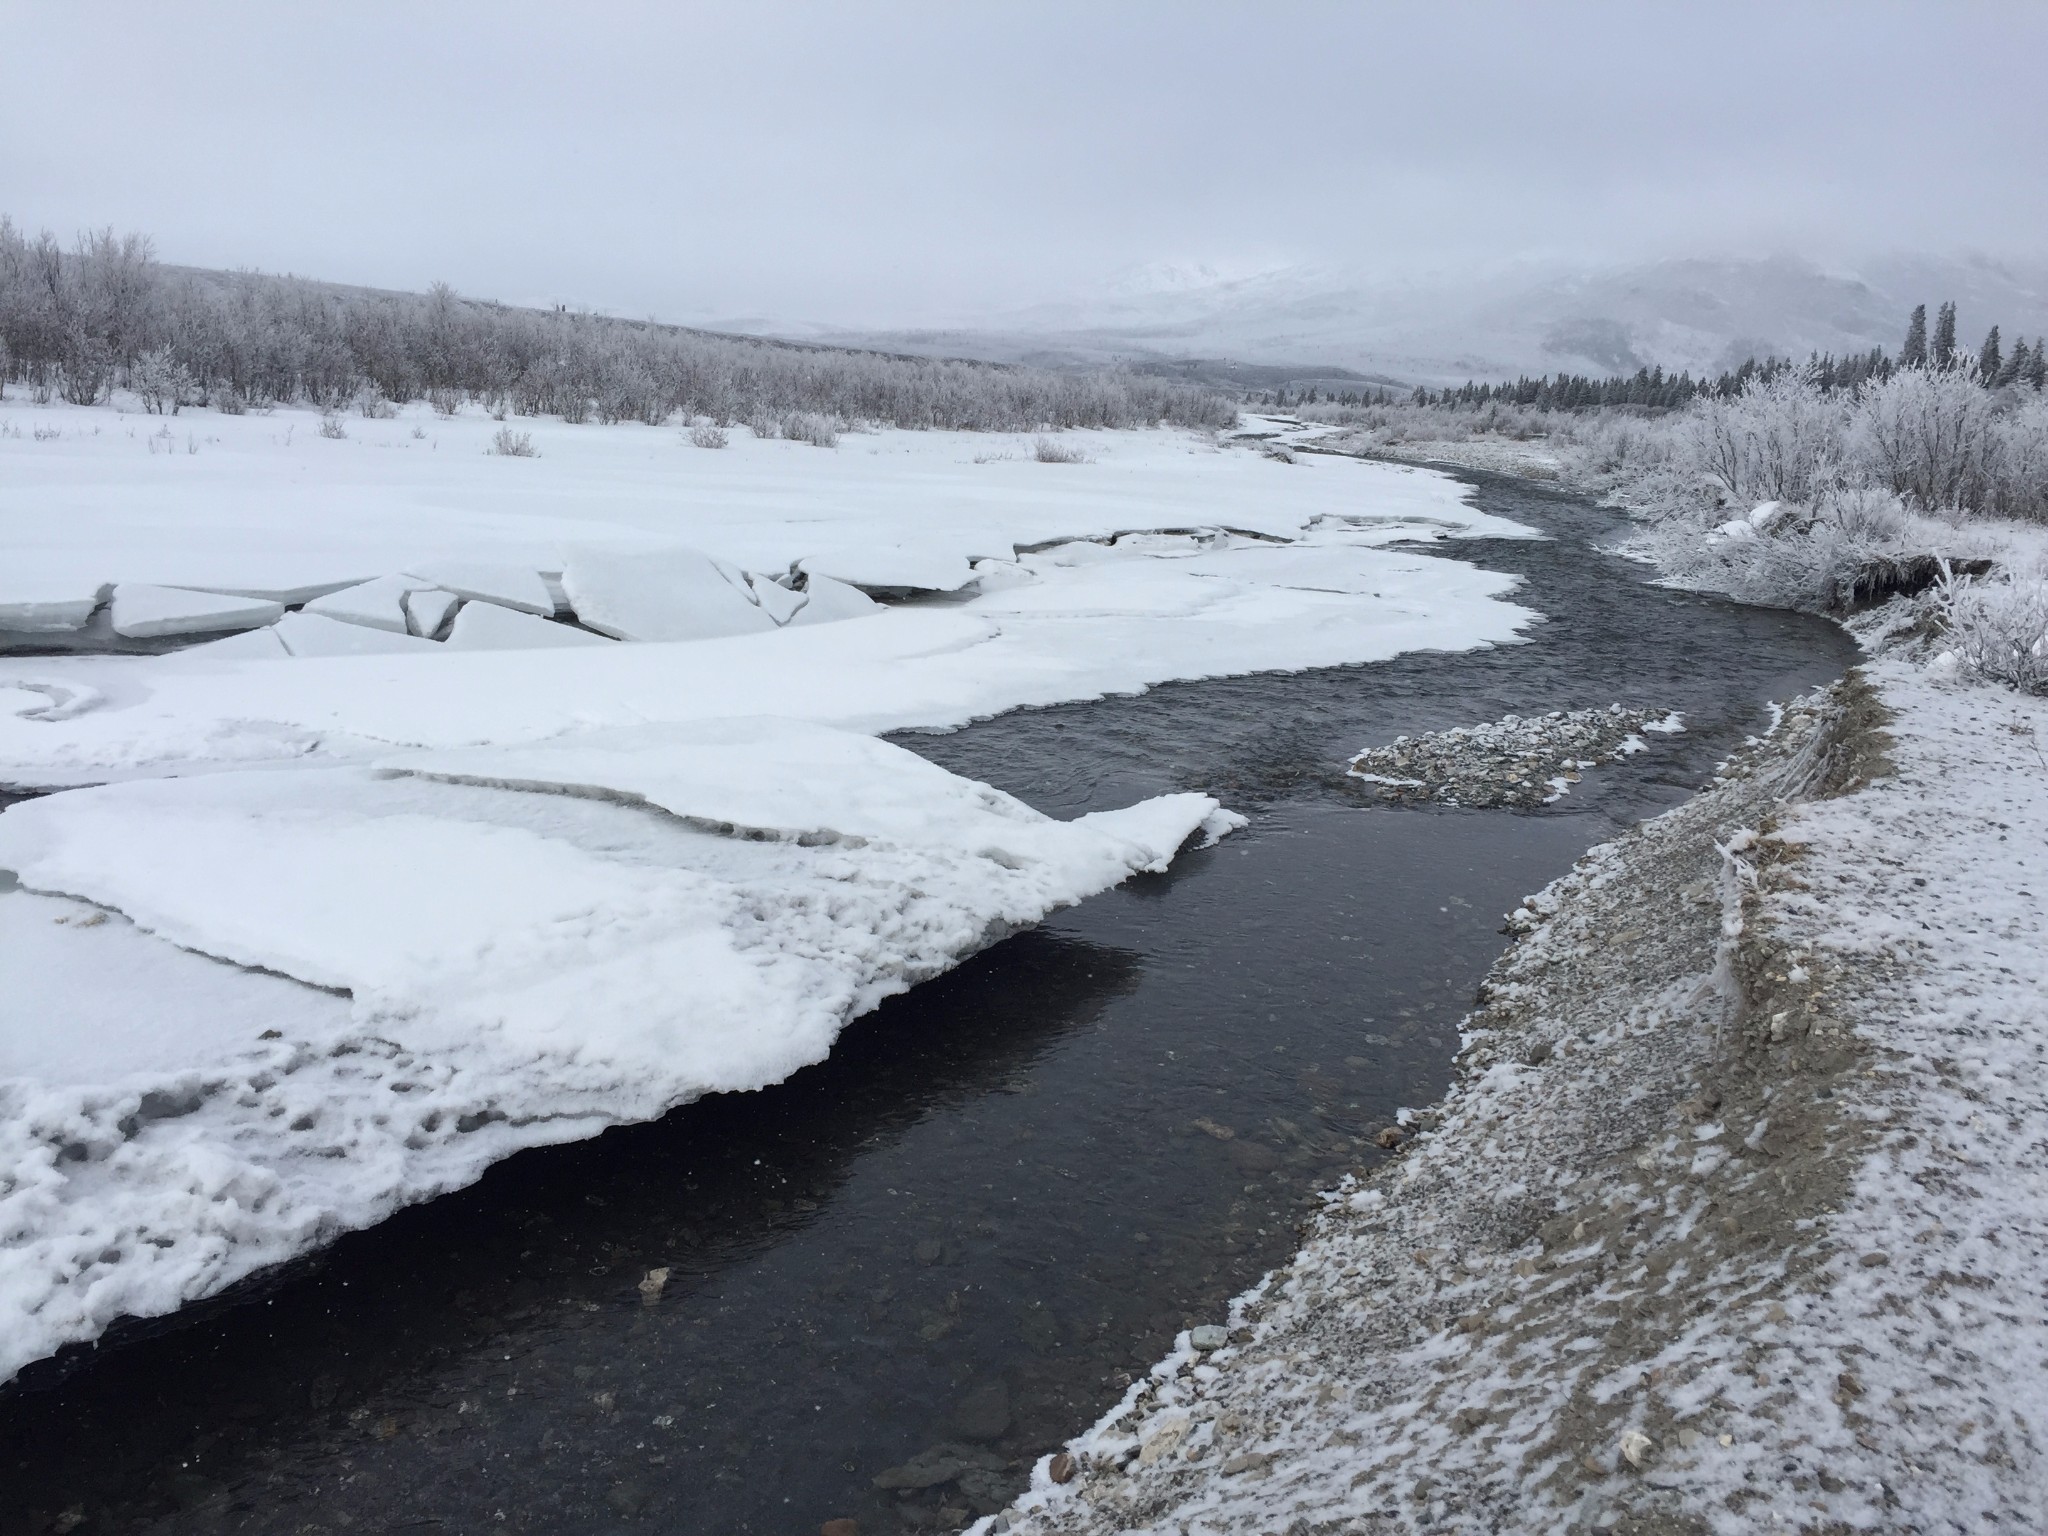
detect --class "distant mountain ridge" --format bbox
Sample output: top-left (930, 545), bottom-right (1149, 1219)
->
top-left (734, 253), bottom-right (2048, 390)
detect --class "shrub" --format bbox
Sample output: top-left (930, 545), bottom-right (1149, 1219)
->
top-left (1937, 565), bottom-right (2048, 694)
top-left (129, 346), bottom-right (191, 415)
top-left (488, 426), bottom-right (537, 457)
top-left (687, 420), bottom-right (728, 449)
top-left (317, 413), bottom-right (348, 440)
top-left (1033, 435), bottom-right (1089, 463)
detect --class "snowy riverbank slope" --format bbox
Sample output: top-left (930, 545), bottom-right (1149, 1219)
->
top-left (997, 660), bottom-right (2048, 1534)
top-left (0, 407), bottom-right (1544, 1386)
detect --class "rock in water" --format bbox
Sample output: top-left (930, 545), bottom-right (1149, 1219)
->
top-left (953, 1380), bottom-right (1012, 1442)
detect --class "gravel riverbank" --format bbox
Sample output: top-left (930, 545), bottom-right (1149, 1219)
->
top-left (983, 655), bottom-right (2048, 1534)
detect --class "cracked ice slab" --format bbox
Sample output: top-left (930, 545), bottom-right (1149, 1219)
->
top-left (402, 561), bottom-right (556, 616)
top-left (443, 601), bottom-right (613, 651)
top-left (0, 580), bottom-right (107, 635)
top-left (0, 533), bottom-right (1531, 785)
top-left (799, 544), bottom-right (976, 593)
top-left (301, 574), bottom-right (425, 633)
top-left (561, 545), bottom-right (774, 643)
top-left (0, 720), bottom-right (1220, 1383)
top-left (108, 585), bottom-right (285, 638)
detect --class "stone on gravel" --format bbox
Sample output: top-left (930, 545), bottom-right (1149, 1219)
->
top-left (1189, 1325), bottom-right (1230, 1351)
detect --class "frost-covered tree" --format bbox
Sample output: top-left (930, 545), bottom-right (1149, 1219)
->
top-left (1901, 304), bottom-right (1928, 367)
top-left (1979, 326), bottom-right (2002, 380)
top-left (0, 216), bottom-right (1236, 433)
top-left (1933, 301), bottom-right (1958, 367)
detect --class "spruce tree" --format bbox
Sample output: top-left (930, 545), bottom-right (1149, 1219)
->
top-left (2029, 339), bottom-right (2048, 391)
top-left (1902, 303), bottom-right (1927, 366)
top-left (1996, 338), bottom-right (2025, 388)
top-left (1933, 301), bottom-right (1957, 366)
top-left (1978, 325), bottom-right (2002, 380)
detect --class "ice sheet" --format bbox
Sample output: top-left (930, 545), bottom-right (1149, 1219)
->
top-left (800, 543), bottom-right (976, 593)
top-left (404, 588), bottom-right (461, 639)
top-left (302, 574), bottom-right (420, 633)
top-left (785, 572), bottom-right (882, 625)
top-left (747, 573), bottom-right (808, 625)
top-left (0, 580), bottom-right (106, 635)
top-left (0, 532), bottom-right (1530, 784)
top-left (0, 723), bottom-right (1220, 1383)
top-left (403, 561), bottom-right (555, 616)
top-left (444, 601), bottom-right (614, 650)
top-left (108, 585), bottom-right (284, 639)
top-left (561, 545), bottom-right (775, 642)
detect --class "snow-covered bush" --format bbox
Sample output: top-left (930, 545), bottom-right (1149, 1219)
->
top-left (1850, 366), bottom-right (1997, 513)
top-left (1033, 435), bottom-right (1088, 463)
top-left (129, 346), bottom-right (191, 415)
top-left (487, 426), bottom-right (538, 457)
top-left (1937, 565), bottom-right (2048, 694)
top-left (687, 420), bottom-right (728, 449)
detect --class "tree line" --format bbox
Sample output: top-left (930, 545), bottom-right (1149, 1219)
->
top-left (1251, 301), bottom-right (2047, 415)
top-left (0, 219), bottom-right (1237, 432)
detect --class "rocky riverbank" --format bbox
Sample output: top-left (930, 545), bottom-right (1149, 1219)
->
top-left (980, 655), bottom-right (2048, 1534)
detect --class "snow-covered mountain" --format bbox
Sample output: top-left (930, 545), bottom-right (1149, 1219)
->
top-left (734, 253), bottom-right (2048, 390)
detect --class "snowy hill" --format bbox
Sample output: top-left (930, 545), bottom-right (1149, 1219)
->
top-left (743, 253), bottom-right (2048, 390)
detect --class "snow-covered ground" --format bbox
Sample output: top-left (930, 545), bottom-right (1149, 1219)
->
top-left (0, 400), bottom-right (1541, 1385)
top-left (990, 655), bottom-right (2048, 1533)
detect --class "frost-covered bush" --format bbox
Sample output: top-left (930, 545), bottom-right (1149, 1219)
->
top-left (1679, 371), bottom-right (1848, 507)
top-left (487, 426), bottom-right (538, 458)
top-left (1636, 486), bottom-right (2001, 613)
top-left (1849, 367), bottom-right (1997, 513)
top-left (781, 411), bottom-right (838, 448)
top-left (1033, 435), bottom-right (1088, 463)
top-left (1937, 566), bottom-right (2048, 694)
top-left (129, 346), bottom-right (191, 415)
top-left (317, 412), bottom-right (347, 440)
top-left (687, 420), bottom-right (728, 449)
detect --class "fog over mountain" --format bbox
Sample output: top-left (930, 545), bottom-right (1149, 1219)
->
top-left (736, 252), bottom-right (2048, 391)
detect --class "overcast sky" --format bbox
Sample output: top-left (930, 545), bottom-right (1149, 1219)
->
top-left (4, 2), bottom-right (2043, 326)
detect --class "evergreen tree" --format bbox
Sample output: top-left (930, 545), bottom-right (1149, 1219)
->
top-left (1978, 325), bottom-right (2002, 380)
top-left (2029, 339), bottom-right (2048, 391)
top-left (1996, 337), bottom-right (2025, 388)
top-left (1933, 301), bottom-right (1957, 366)
top-left (1901, 303), bottom-right (1927, 366)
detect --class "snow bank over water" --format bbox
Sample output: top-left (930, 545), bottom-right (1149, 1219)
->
top-left (0, 720), bottom-right (1223, 1385)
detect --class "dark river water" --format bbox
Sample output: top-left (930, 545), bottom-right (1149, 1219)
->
top-left (0, 472), bottom-right (1858, 1536)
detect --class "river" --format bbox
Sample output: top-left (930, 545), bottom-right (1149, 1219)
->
top-left (0, 472), bottom-right (1858, 1536)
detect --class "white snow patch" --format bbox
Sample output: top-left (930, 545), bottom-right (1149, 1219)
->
top-left (274, 612), bottom-right (439, 657)
top-left (800, 544), bottom-right (976, 593)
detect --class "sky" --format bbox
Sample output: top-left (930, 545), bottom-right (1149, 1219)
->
top-left (3, 1), bottom-right (2045, 327)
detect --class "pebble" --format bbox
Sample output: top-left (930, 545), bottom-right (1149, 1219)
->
top-left (1189, 1324), bottom-right (1230, 1351)
top-left (819, 1521), bottom-right (859, 1536)
top-left (1048, 1451), bottom-right (1077, 1484)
